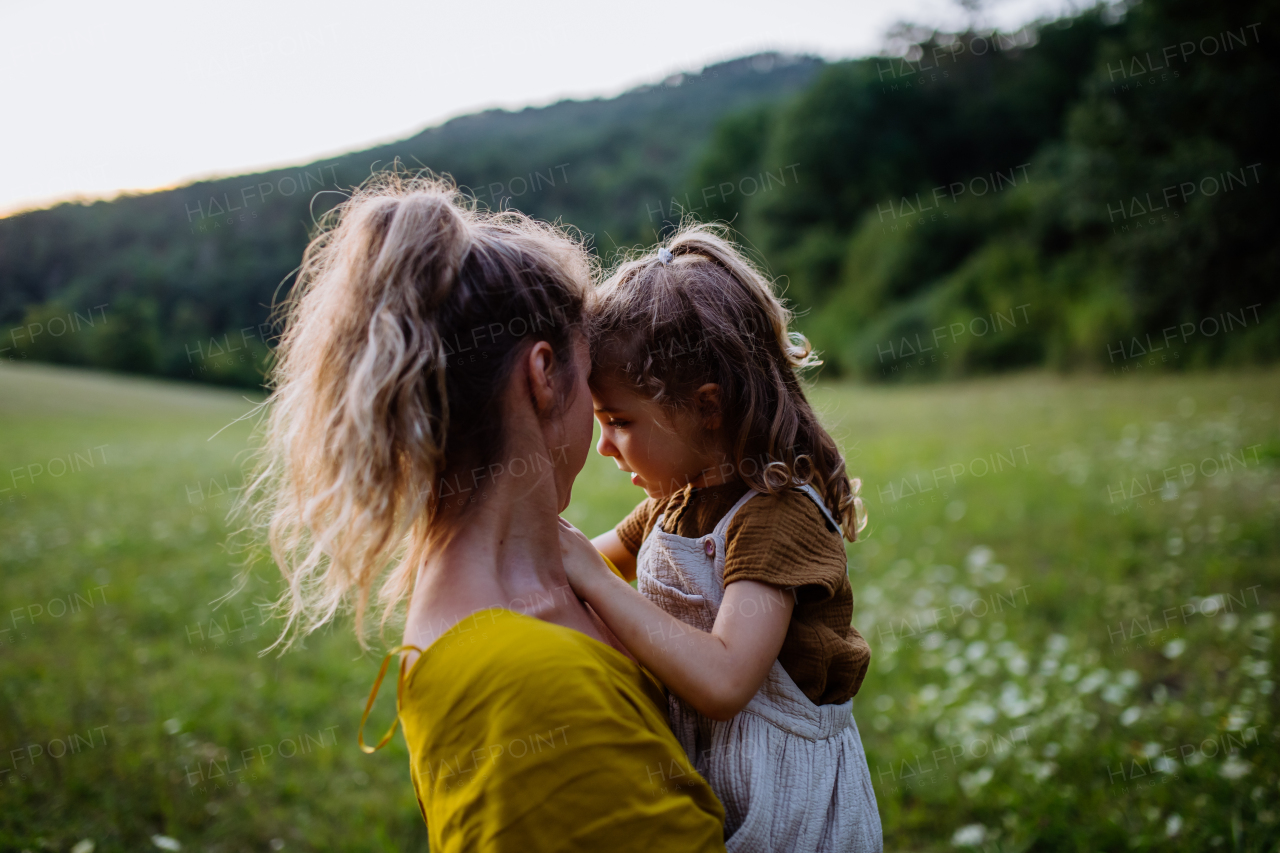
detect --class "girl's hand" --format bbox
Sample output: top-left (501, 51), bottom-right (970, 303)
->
top-left (558, 518), bottom-right (616, 600)
top-left (558, 519), bottom-right (792, 720)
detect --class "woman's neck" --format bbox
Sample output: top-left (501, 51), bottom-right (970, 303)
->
top-left (401, 445), bottom-right (630, 660)
top-left (410, 470), bottom-right (566, 627)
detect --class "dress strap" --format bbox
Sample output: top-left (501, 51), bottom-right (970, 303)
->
top-left (710, 483), bottom-right (841, 539)
top-left (796, 482), bottom-right (842, 534)
top-left (711, 487), bottom-right (764, 539)
top-left (359, 644), bottom-right (425, 754)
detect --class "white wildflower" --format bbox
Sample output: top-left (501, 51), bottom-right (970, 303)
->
top-left (1226, 707), bottom-right (1252, 730)
top-left (1076, 669), bottom-right (1109, 694)
top-left (952, 824), bottom-right (987, 847)
top-left (966, 546), bottom-right (994, 571)
top-left (1102, 684), bottom-right (1127, 704)
top-left (959, 767), bottom-right (994, 797)
top-left (922, 631), bottom-right (946, 651)
top-left (1220, 756), bottom-right (1252, 780)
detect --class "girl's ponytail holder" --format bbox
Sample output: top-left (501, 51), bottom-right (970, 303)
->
top-left (657, 247), bottom-right (674, 265)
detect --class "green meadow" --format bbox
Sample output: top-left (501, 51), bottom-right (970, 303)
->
top-left (2, 362), bottom-right (1277, 851)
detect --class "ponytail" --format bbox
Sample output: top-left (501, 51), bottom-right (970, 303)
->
top-left (242, 172), bottom-right (592, 650)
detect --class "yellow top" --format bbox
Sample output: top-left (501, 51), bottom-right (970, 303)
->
top-left (600, 551), bottom-right (625, 581)
top-left (361, 579), bottom-right (726, 852)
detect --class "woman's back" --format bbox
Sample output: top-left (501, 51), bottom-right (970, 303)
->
top-left (398, 607), bottom-right (726, 852)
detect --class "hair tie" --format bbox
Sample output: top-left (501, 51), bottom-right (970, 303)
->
top-left (657, 247), bottom-right (674, 265)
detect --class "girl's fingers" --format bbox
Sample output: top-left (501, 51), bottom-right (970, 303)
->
top-left (558, 517), bottom-right (591, 545)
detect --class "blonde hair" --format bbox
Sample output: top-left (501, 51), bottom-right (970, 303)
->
top-left (242, 171), bottom-right (592, 649)
top-left (588, 223), bottom-right (867, 541)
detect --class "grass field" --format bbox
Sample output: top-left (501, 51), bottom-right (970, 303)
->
top-left (2, 362), bottom-right (1277, 852)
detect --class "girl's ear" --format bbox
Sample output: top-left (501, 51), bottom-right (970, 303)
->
top-left (695, 383), bottom-right (722, 431)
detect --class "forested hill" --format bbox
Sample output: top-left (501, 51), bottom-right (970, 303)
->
top-left (687, 0), bottom-right (1277, 378)
top-left (3, 0), bottom-right (1277, 386)
top-left (0, 53), bottom-right (821, 384)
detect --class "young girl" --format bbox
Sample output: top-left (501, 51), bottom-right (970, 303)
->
top-left (559, 226), bottom-right (882, 852)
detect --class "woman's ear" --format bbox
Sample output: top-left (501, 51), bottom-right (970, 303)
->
top-left (695, 383), bottom-right (722, 431)
top-left (526, 341), bottom-right (558, 415)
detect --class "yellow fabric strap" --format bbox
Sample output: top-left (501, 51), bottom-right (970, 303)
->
top-left (359, 644), bottom-right (424, 754)
top-left (600, 551), bottom-right (624, 581)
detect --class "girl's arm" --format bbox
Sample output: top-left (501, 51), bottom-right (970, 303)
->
top-left (562, 520), bottom-right (793, 722)
top-left (591, 529), bottom-right (637, 582)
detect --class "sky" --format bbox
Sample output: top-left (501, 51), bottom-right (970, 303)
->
top-left (1, 0), bottom-right (1077, 216)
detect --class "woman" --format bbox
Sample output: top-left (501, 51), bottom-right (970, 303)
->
top-left (247, 173), bottom-right (726, 851)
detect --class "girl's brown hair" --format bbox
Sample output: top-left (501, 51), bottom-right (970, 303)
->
top-left (243, 171), bottom-right (592, 649)
top-left (588, 223), bottom-right (867, 541)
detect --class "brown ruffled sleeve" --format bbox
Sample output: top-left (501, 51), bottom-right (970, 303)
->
top-left (721, 490), bottom-right (847, 600)
top-left (615, 497), bottom-right (662, 556)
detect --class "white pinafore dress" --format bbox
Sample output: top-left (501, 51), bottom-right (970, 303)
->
top-left (636, 484), bottom-right (883, 853)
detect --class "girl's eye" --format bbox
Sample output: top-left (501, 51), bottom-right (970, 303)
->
top-left (608, 418), bottom-right (630, 428)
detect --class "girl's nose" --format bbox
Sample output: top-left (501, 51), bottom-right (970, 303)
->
top-left (596, 431), bottom-right (617, 458)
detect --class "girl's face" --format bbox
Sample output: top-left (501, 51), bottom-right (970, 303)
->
top-left (591, 379), bottom-right (723, 500)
